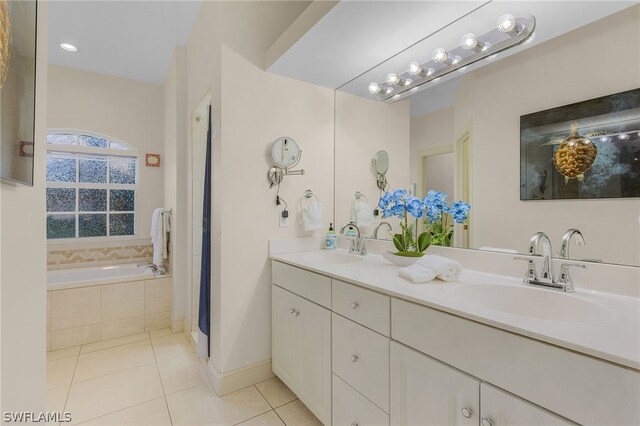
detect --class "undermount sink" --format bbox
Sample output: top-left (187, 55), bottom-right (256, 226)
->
top-left (454, 284), bottom-right (612, 322)
top-left (303, 252), bottom-right (365, 264)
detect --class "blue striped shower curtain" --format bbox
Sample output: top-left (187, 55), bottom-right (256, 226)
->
top-left (197, 105), bottom-right (212, 358)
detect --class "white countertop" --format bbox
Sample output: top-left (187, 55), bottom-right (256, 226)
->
top-left (270, 249), bottom-right (640, 370)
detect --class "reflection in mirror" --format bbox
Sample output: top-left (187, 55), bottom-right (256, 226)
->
top-left (335, 4), bottom-right (640, 266)
top-left (0, 0), bottom-right (37, 186)
top-left (372, 150), bottom-right (389, 190)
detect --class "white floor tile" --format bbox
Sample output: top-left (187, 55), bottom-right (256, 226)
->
top-left (73, 340), bottom-right (156, 383)
top-left (151, 332), bottom-right (194, 361)
top-left (166, 384), bottom-right (271, 426)
top-left (255, 377), bottom-right (297, 409)
top-left (47, 385), bottom-right (70, 414)
top-left (47, 356), bottom-right (77, 390)
top-left (65, 364), bottom-right (163, 425)
top-left (75, 397), bottom-right (171, 426)
top-left (157, 352), bottom-right (208, 395)
top-left (80, 332), bottom-right (149, 354)
top-left (236, 410), bottom-right (286, 426)
top-left (275, 400), bottom-right (322, 426)
top-left (149, 328), bottom-right (173, 339)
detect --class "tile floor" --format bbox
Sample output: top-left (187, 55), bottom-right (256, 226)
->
top-left (47, 329), bottom-right (322, 425)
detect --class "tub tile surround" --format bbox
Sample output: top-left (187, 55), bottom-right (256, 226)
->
top-left (46, 329), bottom-right (316, 425)
top-left (48, 276), bottom-right (174, 350)
top-left (47, 238), bottom-right (154, 270)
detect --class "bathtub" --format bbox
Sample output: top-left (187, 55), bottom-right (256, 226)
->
top-left (47, 262), bottom-right (156, 290)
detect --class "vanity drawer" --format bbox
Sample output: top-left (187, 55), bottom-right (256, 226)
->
top-left (332, 313), bottom-right (389, 412)
top-left (271, 261), bottom-right (331, 308)
top-left (333, 374), bottom-right (389, 426)
top-left (332, 280), bottom-right (390, 336)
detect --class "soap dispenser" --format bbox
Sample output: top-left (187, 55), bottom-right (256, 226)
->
top-left (325, 223), bottom-right (336, 250)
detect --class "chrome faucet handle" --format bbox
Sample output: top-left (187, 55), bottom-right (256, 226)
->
top-left (557, 262), bottom-right (586, 293)
top-left (513, 255), bottom-right (538, 282)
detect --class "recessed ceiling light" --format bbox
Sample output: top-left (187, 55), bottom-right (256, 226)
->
top-left (60, 43), bottom-right (78, 52)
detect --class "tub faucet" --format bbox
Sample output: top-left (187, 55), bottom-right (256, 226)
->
top-left (340, 222), bottom-right (366, 255)
top-left (373, 222), bottom-right (392, 239)
top-left (139, 263), bottom-right (166, 275)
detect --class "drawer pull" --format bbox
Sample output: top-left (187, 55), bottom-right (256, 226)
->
top-left (481, 417), bottom-right (493, 426)
top-left (351, 354), bottom-right (359, 363)
top-left (351, 302), bottom-right (359, 309)
top-left (461, 407), bottom-right (472, 419)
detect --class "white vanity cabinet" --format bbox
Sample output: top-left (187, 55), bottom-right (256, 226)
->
top-left (390, 341), bottom-right (479, 426)
top-left (271, 265), bottom-right (332, 425)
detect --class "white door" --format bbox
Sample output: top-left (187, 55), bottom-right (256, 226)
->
top-left (296, 293), bottom-right (332, 425)
top-left (390, 341), bottom-right (479, 426)
top-left (480, 383), bottom-right (575, 426)
top-left (271, 285), bottom-right (299, 393)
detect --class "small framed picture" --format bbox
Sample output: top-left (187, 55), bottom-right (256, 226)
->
top-left (145, 153), bottom-right (161, 167)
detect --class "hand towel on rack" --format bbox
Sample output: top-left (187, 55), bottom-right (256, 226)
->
top-left (298, 200), bottom-right (324, 231)
top-left (416, 255), bottom-right (462, 281)
top-left (351, 198), bottom-right (374, 228)
top-left (151, 208), bottom-right (169, 267)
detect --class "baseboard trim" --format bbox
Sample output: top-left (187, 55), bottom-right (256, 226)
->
top-left (170, 316), bottom-right (184, 333)
top-left (204, 358), bottom-right (274, 397)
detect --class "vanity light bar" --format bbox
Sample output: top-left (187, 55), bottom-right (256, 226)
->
top-left (368, 13), bottom-right (536, 101)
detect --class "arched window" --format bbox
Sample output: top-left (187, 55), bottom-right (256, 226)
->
top-left (46, 131), bottom-right (138, 239)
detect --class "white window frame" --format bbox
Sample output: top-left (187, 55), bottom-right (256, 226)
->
top-left (46, 130), bottom-right (140, 242)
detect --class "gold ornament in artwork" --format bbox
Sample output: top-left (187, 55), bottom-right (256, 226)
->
top-left (0, 0), bottom-right (11, 89)
top-left (545, 122), bottom-right (599, 183)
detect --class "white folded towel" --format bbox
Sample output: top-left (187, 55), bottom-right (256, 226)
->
top-left (351, 199), bottom-right (374, 228)
top-left (151, 208), bottom-right (170, 267)
top-left (399, 264), bottom-right (437, 284)
top-left (298, 200), bottom-right (324, 232)
top-left (416, 255), bottom-right (463, 282)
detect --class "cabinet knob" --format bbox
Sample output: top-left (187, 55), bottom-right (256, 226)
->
top-left (481, 417), bottom-right (493, 426)
top-left (351, 354), bottom-right (358, 363)
top-left (461, 407), bottom-right (472, 419)
top-left (351, 302), bottom-right (359, 309)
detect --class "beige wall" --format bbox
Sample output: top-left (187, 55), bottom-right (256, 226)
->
top-left (163, 47), bottom-right (188, 326)
top-left (335, 92), bottom-right (411, 237)
top-left (0, 1), bottom-right (47, 412)
top-left (47, 65), bottom-right (165, 240)
top-left (410, 107), bottom-right (454, 188)
top-left (410, 7), bottom-right (640, 264)
top-left (185, 1), bottom-right (325, 374)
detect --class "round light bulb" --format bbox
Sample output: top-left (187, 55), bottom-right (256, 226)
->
top-left (600, 136), bottom-right (610, 143)
top-left (408, 62), bottom-right (422, 76)
top-left (432, 48), bottom-right (448, 63)
top-left (368, 82), bottom-right (381, 94)
top-left (618, 133), bottom-right (630, 140)
top-left (386, 73), bottom-right (400, 85)
top-left (497, 14), bottom-right (517, 32)
top-left (60, 43), bottom-right (78, 52)
top-left (461, 33), bottom-right (478, 50)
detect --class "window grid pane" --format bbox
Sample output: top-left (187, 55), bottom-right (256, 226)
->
top-left (46, 143), bottom-right (137, 239)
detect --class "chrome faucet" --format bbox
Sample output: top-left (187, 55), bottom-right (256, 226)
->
top-left (373, 221), bottom-right (392, 239)
top-left (340, 222), bottom-right (367, 255)
top-left (558, 229), bottom-right (586, 292)
top-left (529, 232), bottom-right (554, 284)
top-left (139, 263), bottom-right (166, 275)
top-left (514, 231), bottom-right (586, 292)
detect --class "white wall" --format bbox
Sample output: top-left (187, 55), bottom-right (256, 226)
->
top-left (410, 107), bottom-right (454, 188)
top-left (163, 47), bottom-right (188, 326)
top-left (185, 1), bottom-right (324, 374)
top-left (334, 92), bottom-right (410, 238)
top-left (0, 1), bottom-right (47, 412)
top-left (47, 65), bottom-right (165, 240)
top-left (410, 7), bottom-right (640, 264)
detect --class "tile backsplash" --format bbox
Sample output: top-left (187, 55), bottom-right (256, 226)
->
top-left (47, 238), bottom-right (154, 270)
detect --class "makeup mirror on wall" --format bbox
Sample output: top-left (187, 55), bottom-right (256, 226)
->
top-left (0, 0), bottom-right (37, 186)
top-left (334, 1), bottom-right (640, 267)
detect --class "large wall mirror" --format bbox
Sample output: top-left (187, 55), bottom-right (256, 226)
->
top-left (0, 0), bottom-right (37, 186)
top-left (334, 2), bottom-right (639, 267)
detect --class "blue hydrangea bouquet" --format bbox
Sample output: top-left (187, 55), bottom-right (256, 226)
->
top-left (379, 189), bottom-right (471, 257)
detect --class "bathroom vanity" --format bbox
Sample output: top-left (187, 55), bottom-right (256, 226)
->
top-left (270, 250), bottom-right (640, 426)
